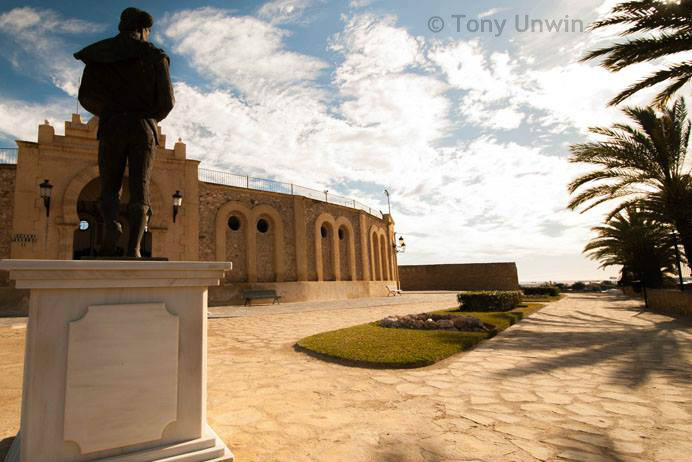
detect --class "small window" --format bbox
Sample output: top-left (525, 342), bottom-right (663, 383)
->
top-left (320, 225), bottom-right (328, 238)
top-left (228, 215), bottom-right (241, 231)
top-left (79, 220), bottom-right (89, 231)
top-left (257, 218), bottom-right (269, 233)
top-left (338, 228), bottom-right (345, 240)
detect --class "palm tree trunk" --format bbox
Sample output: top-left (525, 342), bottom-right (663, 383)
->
top-left (671, 197), bottom-right (692, 272)
top-left (678, 227), bottom-right (692, 273)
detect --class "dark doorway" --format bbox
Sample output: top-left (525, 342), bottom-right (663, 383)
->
top-left (72, 178), bottom-right (152, 259)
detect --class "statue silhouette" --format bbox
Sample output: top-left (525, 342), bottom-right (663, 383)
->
top-left (74, 7), bottom-right (175, 257)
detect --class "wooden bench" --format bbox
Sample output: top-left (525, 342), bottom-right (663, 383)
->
top-left (386, 285), bottom-right (402, 296)
top-left (243, 289), bottom-right (281, 306)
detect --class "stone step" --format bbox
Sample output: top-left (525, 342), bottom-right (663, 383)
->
top-left (157, 441), bottom-right (228, 462)
top-left (97, 436), bottom-right (217, 462)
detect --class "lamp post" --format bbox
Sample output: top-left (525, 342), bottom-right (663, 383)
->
top-left (384, 189), bottom-right (391, 215)
top-left (672, 232), bottom-right (685, 291)
top-left (39, 179), bottom-right (53, 217)
top-left (172, 190), bottom-right (183, 223)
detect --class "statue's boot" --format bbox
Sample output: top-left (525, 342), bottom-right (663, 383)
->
top-left (99, 201), bottom-right (122, 257)
top-left (101, 221), bottom-right (123, 257)
top-left (127, 204), bottom-right (149, 258)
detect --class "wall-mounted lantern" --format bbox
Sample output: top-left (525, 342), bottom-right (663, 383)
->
top-left (172, 190), bottom-right (183, 223)
top-left (39, 179), bottom-right (53, 217)
top-left (393, 235), bottom-right (406, 253)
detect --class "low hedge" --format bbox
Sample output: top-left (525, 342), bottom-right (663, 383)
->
top-left (457, 290), bottom-right (522, 312)
top-left (521, 286), bottom-right (561, 297)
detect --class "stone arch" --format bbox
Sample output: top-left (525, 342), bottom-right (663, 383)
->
top-left (314, 213), bottom-right (339, 281)
top-left (335, 217), bottom-right (357, 281)
top-left (369, 227), bottom-right (382, 281)
top-left (215, 201), bottom-right (255, 282)
top-left (379, 230), bottom-right (390, 280)
top-left (62, 165), bottom-right (166, 229)
top-left (252, 204), bottom-right (285, 282)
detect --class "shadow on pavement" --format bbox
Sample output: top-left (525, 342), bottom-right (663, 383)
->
top-left (487, 299), bottom-right (692, 388)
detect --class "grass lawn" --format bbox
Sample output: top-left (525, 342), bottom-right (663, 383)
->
top-left (296, 303), bottom-right (544, 368)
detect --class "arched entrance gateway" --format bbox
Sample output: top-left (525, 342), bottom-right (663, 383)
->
top-left (72, 178), bottom-right (152, 259)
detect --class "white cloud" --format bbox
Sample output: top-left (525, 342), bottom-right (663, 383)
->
top-left (393, 136), bottom-right (602, 265)
top-left (158, 11), bottom-right (450, 196)
top-left (161, 8), bottom-right (327, 95)
top-left (0, 7), bottom-right (104, 96)
top-left (349, 0), bottom-right (376, 9)
top-left (428, 39), bottom-right (532, 131)
top-left (329, 14), bottom-right (448, 143)
top-left (329, 13), bottom-right (425, 80)
top-left (428, 40), bottom-right (522, 103)
top-left (0, 7), bottom-right (102, 34)
top-left (427, 29), bottom-right (692, 135)
top-left (479, 7), bottom-right (509, 18)
top-left (257, 0), bottom-right (323, 25)
top-left (0, 94), bottom-right (74, 142)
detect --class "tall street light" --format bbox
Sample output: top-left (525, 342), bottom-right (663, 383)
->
top-left (384, 189), bottom-right (391, 215)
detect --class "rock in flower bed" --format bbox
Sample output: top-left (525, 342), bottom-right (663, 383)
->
top-left (377, 313), bottom-right (494, 332)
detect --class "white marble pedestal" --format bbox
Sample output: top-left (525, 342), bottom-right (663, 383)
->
top-left (0, 260), bottom-right (234, 462)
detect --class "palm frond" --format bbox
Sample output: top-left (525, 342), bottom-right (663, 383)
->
top-left (581, 32), bottom-right (692, 71)
top-left (609, 63), bottom-right (692, 107)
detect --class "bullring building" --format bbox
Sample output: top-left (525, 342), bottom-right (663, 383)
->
top-left (0, 114), bottom-right (400, 307)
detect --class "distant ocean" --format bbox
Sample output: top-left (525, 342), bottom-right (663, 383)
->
top-left (520, 277), bottom-right (692, 286)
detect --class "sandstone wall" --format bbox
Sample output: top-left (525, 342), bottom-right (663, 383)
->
top-left (647, 289), bottom-right (691, 317)
top-left (0, 165), bottom-right (16, 262)
top-left (208, 280), bottom-right (394, 306)
top-left (0, 165), bottom-right (29, 315)
top-left (198, 181), bottom-right (395, 292)
top-left (398, 263), bottom-right (520, 292)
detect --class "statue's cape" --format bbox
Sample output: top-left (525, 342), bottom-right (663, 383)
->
top-left (74, 34), bottom-right (166, 64)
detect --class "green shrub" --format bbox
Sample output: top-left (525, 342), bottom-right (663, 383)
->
top-left (521, 286), bottom-right (561, 297)
top-left (457, 291), bottom-right (522, 312)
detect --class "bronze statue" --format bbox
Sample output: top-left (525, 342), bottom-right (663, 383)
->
top-left (74, 7), bottom-right (175, 257)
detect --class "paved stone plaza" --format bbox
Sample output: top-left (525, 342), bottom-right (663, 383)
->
top-left (1, 293), bottom-right (690, 462)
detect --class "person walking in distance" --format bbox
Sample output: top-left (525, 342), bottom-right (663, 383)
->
top-left (74, 7), bottom-right (175, 257)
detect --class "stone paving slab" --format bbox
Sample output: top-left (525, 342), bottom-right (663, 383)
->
top-left (1, 293), bottom-right (690, 462)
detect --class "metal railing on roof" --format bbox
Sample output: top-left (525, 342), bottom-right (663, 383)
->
top-left (0, 148), bottom-right (17, 165)
top-left (198, 167), bottom-right (383, 218)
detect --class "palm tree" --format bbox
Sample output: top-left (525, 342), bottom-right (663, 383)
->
top-left (582, 0), bottom-right (692, 106)
top-left (568, 97), bottom-right (692, 268)
top-left (584, 208), bottom-right (678, 288)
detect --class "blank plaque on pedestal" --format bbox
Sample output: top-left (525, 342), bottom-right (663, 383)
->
top-left (64, 303), bottom-right (179, 454)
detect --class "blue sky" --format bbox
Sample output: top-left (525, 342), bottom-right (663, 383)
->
top-left (1, 0), bottom-right (689, 281)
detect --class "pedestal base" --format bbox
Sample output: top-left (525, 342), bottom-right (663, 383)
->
top-left (0, 260), bottom-right (233, 462)
top-left (6, 426), bottom-right (232, 462)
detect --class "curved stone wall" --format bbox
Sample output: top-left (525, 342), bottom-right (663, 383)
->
top-left (199, 181), bottom-right (398, 304)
